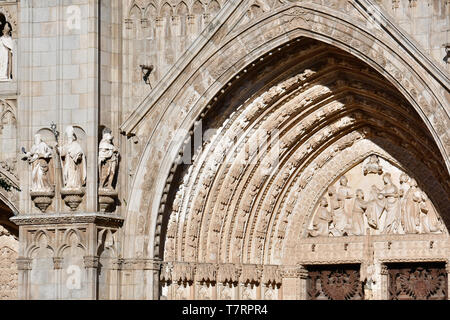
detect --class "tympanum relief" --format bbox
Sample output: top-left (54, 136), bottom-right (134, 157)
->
top-left (308, 156), bottom-right (445, 237)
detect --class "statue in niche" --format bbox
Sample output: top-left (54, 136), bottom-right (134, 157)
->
top-left (22, 134), bottom-right (54, 192)
top-left (0, 21), bottom-right (13, 81)
top-left (351, 189), bottom-right (368, 236)
top-left (363, 155), bottom-right (383, 176)
top-left (401, 178), bottom-right (421, 234)
top-left (98, 129), bottom-right (119, 190)
top-left (336, 176), bottom-right (353, 230)
top-left (328, 186), bottom-right (350, 236)
top-left (379, 173), bottom-right (401, 234)
top-left (58, 126), bottom-right (86, 189)
top-left (308, 197), bottom-right (332, 237)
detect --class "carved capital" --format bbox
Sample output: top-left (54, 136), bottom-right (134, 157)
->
top-left (262, 265), bottom-right (281, 285)
top-left (195, 263), bottom-right (218, 283)
top-left (281, 265), bottom-right (308, 279)
top-left (16, 257), bottom-right (32, 271)
top-left (83, 256), bottom-right (99, 269)
top-left (53, 257), bottom-right (64, 270)
top-left (380, 264), bottom-right (389, 275)
top-left (111, 259), bottom-right (124, 270)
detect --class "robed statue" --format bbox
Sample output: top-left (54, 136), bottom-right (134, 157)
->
top-left (98, 129), bottom-right (119, 190)
top-left (58, 126), bottom-right (86, 189)
top-left (22, 134), bottom-right (54, 192)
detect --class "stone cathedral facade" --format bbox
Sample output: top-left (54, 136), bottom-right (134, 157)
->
top-left (0, 0), bottom-right (449, 300)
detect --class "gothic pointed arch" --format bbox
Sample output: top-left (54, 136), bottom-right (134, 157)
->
top-left (120, 0), bottom-right (450, 300)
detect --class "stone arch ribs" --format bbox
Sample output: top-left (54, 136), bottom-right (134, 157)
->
top-left (120, 2), bottom-right (450, 275)
top-left (153, 38), bottom-right (449, 269)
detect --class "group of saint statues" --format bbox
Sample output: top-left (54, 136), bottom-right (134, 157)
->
top-left (22, 125), bottom-right (119, 196)
top-left (309, 167), bottom-right (444, 237)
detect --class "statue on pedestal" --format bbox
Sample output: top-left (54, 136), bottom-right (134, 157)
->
top-left (98, 128), bottom-right (120, 213)
top-left (21, 134), bottom-right (55, 212)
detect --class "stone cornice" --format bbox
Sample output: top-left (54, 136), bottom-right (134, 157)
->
top-left (10, 213), bottom-right (124, 227)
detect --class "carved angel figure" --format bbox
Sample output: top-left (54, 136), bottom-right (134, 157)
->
top-left (59, 126), bottom-right (86, 189)
top-left (98, 130), bottom-right (119, 190)
top-left (22, 134), bottom-right (54, 192)
top-left (363, 155), bottom-right (383, 175)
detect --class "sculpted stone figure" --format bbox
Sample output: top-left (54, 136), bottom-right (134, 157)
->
top-left (363, 155), bottom-right (383, 175)
top-left (98, 130), bottom-right (119, 190)
top-left (337, 176), bottom-right (353, 229)
top-left (309, 197), bottom-right (332, 237)
top-left (22, 134), bottom-right (53, 192)
top-left (401, 178), bottom-right (421, 234)
top-left (328, 186), bottom-right (349, 236)
top-left (379, 173), bottom-right (401, 234)
top-left (351, 189), bottom-right (368, 236)
top-left (365, 185), bottom-right (384, 230)
top-left (0, 22), bottom-right (13, 81)
top-left (419, 193), bottom-right (442, 234)
top-left (59, 126), bottom-right (86, 189)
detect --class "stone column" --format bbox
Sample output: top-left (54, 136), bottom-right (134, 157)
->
top-left (83, 255), bottom-right (99, 300)
top-left (141, 259), bottom-right (161, 300)
top-left (281, 265), bottom-right (308, 300)
top-left (16, 257), bottom-right (32, 300)
top-left (380, 264), bottom-right (389, 300)
top-left (11, 213), bottom-right (123, 300)
top-left (53, 257), bottom-right (64, 299)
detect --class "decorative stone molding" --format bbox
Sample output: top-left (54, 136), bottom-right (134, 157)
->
top-left (281, 265), bottom-right (308, 279)
top-left (30, 190), bottom-right (55, 213)
top-left (16, 258), bottom-right (32, 271)
top-left (61, 188), bottom-right (85, 212)
top-left (83, 256), bottom-right (99, 269)
top-left (11, 213), bottom-right (124, 228)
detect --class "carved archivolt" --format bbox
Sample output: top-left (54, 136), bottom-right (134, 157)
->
top-left (161, 38), bottom-right (448, 276)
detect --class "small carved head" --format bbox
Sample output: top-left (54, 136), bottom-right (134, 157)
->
top-left (328, 186), bottom-right (336, 196)
top-left (102, 128), bottom-right (114, 142)
top-left (34, 133), bottom-right (42, 145)
top-left (356, 189), bottom-right (364, 200)
top-left (2, 22), bottom-right (12, 37)
top-left (382, 173), bottom-right (392, 185)
top-left (65, 126), bottom-right (77, 142)
top-left (320, 197), bottom-right (328, 207)
top-left (399, 173), bottom-right (409, 184)
top-left (370, 155), bottom-right (379, 164)
top-left (339, 176), bottom-right (348, 186)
